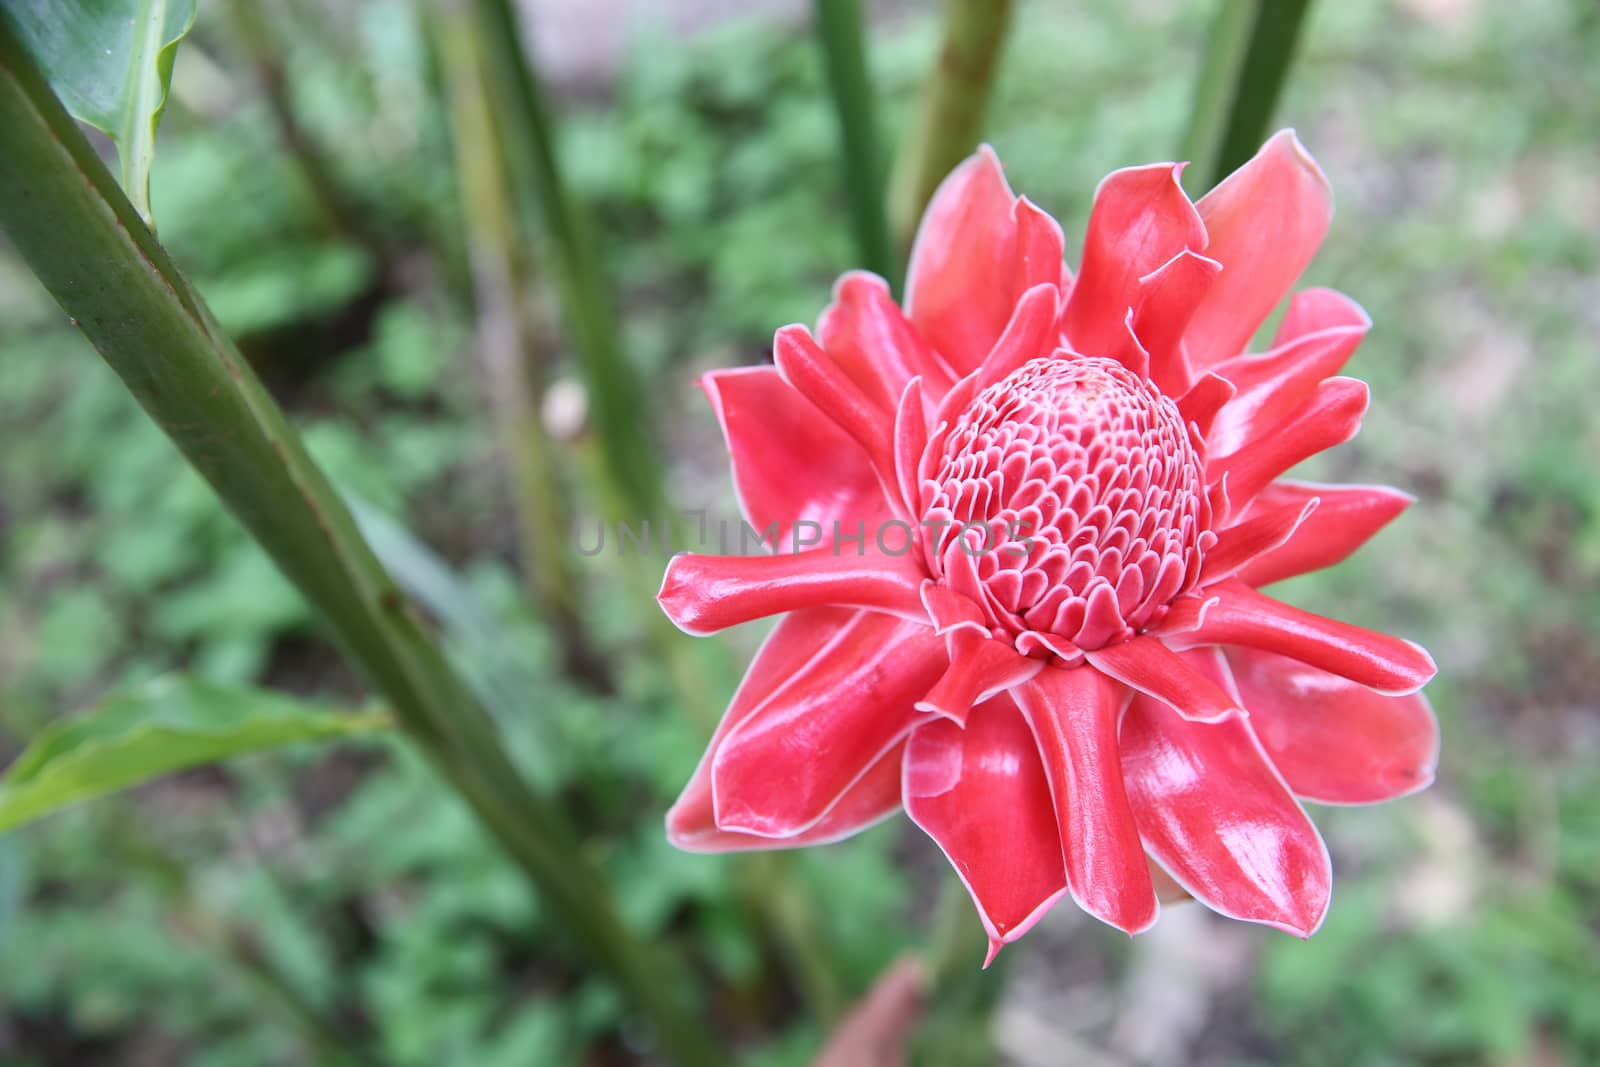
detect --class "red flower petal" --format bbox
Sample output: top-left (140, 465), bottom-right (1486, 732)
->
top-left (667, 606), bottom-right (860, 848)
top-left (1085, 636), bottom-right (1241, 723)
top-left (818, 271), bottom-right (958, 407)
top-left (1199, 493), bottom-right (1320, 584)
top-left (1177, 371), bottom-right (1236, 440)
top-left (1207, 290), bottom-right (1370, 455)
top-left (1227, 647), bottom-right (1439, 804)
top-left (893, 378), bottom-right (930, 521)
top-left (917, 630), bottom-right (1043, 725)
top-left (1187, 130), bottom-right (1334, 370)
top-left (670, 741), bottom-right (906, 852)
top-left (1015, 666), bottom-right (1158, 934)
top-left (1271, 285), bottom-right (1367, 345)
top-left (774, 325), bottom-right (897, 486)
top-left (1061, 162), bottom-right (1206, 360)
top-left (701, 367), bottom-right (885, 551)
top-left (1207, 377), bottom-right (1369, 508)
top-left (1130, 249), bottom-right (1223, 396)
top-left (711, 612), bottom-right (947, 838)
top-left (904, 698), bottom-right (1069, 960)
top-left (1238, 481), bottom-right (1415, 587)
top-left (1161, 579), bottom-right (1436, 694)
top-left (974, 282), bottom-right (1062, 389)
top-left (1014, 196), bottom-right (1067, 296)
top-left (1120, 657), bottom-right (1332, 936)
top-left (658, 547), bottom-right (929, 635)
top-left (904, 146), bottom-right (1022, 375)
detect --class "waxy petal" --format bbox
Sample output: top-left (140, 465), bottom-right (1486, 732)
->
top-left (1130, 249), bottom-right (1223, 395)
top-left (1085, 636), bottom-right (1241, 723)
top-left (920, 581), bottom-right (989, 638)
top-left (1207, 291), bottom-right (1370, 456)
top-left (671, 741), bottom-right (906, 852)
top-left (1121, 681), bottom-right (1332, 936)
top-left (1161, 579), bottom-right (1436, 694)
top-left (1061, 162), bottom-right (1207, 360)
top-left (774, 325), bottom-right (898, 486)
top-left (818, 271), bottom-right (958, 406)
top-left (974, 283), bottom-right (1062, 390)
top-left (1015, 667), bottom-right (1158, 934)
top-left (1200, 494), bottom-right (1320, 584)
top-left (1013, 196), bottom-right (1067, 296)
top-left (1177, 372), bottom-right (1236, 441)
top-left (712, 612), bottom-right (947, 837)
top-left (1187, 130), bottom-right (1334, 369)
top-left (904, 698), bottom-right (1070, 960)
top-left (905, 146), bottom-right (1022, 374)
top-left (893, 377), bottom-right (931, 521)
top-left (1228, 647), bottom-right (1439, 804)
top-left (659, 548), bottom-right (928, 635)
top-left (917, 631), bottom-right (1044, 725)
top-left (1238, 481), bottom-right (1414, 587)
top-left (1271, 285), bottom-right (1370, 345)
top-left (1207, 377), bottom-right (1369, 508)
top-left (701, 367), bottom-right (884, 551)
top-left (667, 606), bottom-right (860, 848)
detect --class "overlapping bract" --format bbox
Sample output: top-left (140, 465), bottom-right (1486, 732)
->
top-left (658, 132), bottom-right (1438, 961)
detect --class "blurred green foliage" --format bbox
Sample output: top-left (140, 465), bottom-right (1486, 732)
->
top-left (1, 0), bottom-right (1598, 1064)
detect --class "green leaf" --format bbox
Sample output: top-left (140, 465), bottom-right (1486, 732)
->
top-left (0, 676), bottom-right (390, 834)
top-left (1180, 0), bottom-right (1315, 192)
top-left (2, 0), bottom-right (198, 224)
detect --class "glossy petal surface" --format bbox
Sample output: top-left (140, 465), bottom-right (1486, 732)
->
top-left (904, 698), bottom-right (1068, 955)
top-left (1121, 661), bottom-right (1332, 936)
top-left (1228, 647), bottom-right (1439, 804)
top-left (1187, 131), bottom-right (1333, 369)
top-left (905, 146), bottom-right (1024, 374)
top-left (711, 612), bottom-right (946, 838)
top-left (701, 367), bottom-right (884, 551)
top-left (1015, 667), bottom-right (1157, 933)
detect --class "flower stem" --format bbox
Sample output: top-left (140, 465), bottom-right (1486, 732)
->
top-left (0, 26), bottom-right (723, 1066)
top-left (813, 0), bottom-right (898, 284)
top-left (1180, 0), bottom-right (1315, 192)
top-left (888, 0), bottom-right (1015, 257)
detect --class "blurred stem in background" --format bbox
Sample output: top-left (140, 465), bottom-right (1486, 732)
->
top-left (1181, 0), bottom-right (1314, 192)
top-left (222, 0), bottom-right (389, 266)
top-left (888, 0), bottom-right (1015, 256)
top-left (435, 1), bottom-right (613, 691)
top-left (465, 0), bottom-right (666, 522)
top-left (431, 0), bottom-right (737, 722)
top-left (813, 0), bottom-right (899, 286)
top-left (0, 25), bottom-right (726, 1066)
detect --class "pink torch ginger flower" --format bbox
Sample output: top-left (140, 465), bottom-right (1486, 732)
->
top-left (658, 133), bottom-right (1438, 960)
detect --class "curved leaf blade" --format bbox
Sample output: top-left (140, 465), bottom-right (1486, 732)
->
top-left (2, 0), bottom-right (197, 223)
top-left (0, 676), bottom-right (389, 834)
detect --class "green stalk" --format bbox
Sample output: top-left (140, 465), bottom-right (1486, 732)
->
top-left (1180, 0), bottom-right (1315, 193)
top-left (887, 0), bottom-right (1015, 256)
top-left (223, 0), bottom-right (386, 259)
top-left (813, 0), bottom-right (897, 284)
top-left (0, 26), bottom-right (723, 1066)
top-left (466, 0), bottom-right (664, 521)
top-left (436, 5), bottom-right (612, 690)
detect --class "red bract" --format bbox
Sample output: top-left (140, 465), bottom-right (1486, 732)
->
top-left (658, 132), bottom-right (1438, 961)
